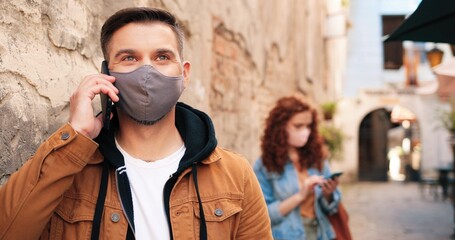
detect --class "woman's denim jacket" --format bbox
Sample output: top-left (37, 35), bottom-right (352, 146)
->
top-left (253, 159), bottom-right (341, 240)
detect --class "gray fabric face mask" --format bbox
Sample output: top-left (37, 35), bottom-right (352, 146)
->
top-left (110, 65), bottom-right (184, 124)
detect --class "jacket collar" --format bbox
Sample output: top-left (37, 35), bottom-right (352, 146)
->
top-left (94, 102), bottom-right (218, 171)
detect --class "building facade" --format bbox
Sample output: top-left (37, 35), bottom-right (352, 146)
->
top-left (0, 0), bottom-right (349, 184)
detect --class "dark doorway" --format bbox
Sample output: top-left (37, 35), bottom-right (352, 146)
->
top-left (358, 108), bottom-right (393, 181)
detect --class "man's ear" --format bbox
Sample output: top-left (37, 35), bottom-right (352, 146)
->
top-left (182, 61), bottom-right (191, 88)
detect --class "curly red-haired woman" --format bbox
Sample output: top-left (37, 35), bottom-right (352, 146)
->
top-left (253, 96), bottom-right (341, 240)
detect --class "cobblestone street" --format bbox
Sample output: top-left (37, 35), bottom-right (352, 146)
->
top-left (341, 182), bottom-right (453, 240)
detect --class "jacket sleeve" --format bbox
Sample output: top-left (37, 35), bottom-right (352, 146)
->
top-left (253, 160), bottom-right (288, 226)
top-left (0, 123), bottom-right (99, 240)
top-left (236, 159), bottom-right (273, 239)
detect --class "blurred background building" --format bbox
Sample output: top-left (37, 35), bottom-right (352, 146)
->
top-left (336, 0), bottom-right (454, 182)
top-left (1, 0), bottom-right (453, 185)
top-left (0, 0), bottom-right (349, 184)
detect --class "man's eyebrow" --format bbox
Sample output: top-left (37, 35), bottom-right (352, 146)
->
top-left (113, 49), bottom-right (136, 59)
top-left (113, 48), bottom-right (178, 59)
top-left (156, 48), bottom-right (176, 57)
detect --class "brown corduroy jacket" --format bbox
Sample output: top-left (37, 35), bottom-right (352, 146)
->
top-left (0, 123), bottom-right (272, 239)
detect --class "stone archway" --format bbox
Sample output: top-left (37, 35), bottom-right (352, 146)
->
top-left (357, 106), bottom-right (421, 182)
top-left (336, 89), bottom-right (451, 182)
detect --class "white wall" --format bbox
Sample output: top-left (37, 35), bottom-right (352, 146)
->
top-left (344, 0), bottom-right (384, 97)
top-left (379, 0), bottom-right (421, 15)
top-left (344, 0), bottom-right (424, 97)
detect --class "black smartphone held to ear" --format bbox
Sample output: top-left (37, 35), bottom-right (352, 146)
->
top-left (326, 171), bottom-right (343, 180)
top-left (100, 60), bottom-right (113, 130)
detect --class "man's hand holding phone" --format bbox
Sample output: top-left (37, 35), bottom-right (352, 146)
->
top-left (68, 63), bottom-right (119, 139)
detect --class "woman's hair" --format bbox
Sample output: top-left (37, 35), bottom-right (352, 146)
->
top-left (260, 96), bottom-right (323, 173)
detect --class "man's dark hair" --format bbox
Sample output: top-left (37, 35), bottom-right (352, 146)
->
top-left (100, 7), bottom-right (184, 60)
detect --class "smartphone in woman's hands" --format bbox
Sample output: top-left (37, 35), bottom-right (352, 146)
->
top-left (326, 171), bottom-right (343, 180)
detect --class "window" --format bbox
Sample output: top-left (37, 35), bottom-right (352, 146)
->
top-left (382, 15), bottom-right (406, 70)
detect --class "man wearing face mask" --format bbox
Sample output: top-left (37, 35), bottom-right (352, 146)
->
top-left (0, 7), bottom-right (272, 240)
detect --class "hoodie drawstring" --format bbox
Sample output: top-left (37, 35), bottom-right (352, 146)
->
top-left (91, 161), bottom-right (208, 240)
top-left (192, 163), bottom-right (208, 240)
top-left (91, 160), bottom-right (109, 240)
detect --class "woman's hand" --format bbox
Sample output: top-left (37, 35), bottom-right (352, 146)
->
top-left (279, 175), bottom-right (324, 216)
top-left (321, 177), bottom-right (339, 201)
top-left (298, 175), bottom-right (324, 200)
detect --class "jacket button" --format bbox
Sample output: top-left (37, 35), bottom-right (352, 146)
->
top-left (111, 213), bottom-right (120, 223)
top-left (214, 208), bottom-right (223, 217)
top-left (61, 132), bottom-right (70, 140)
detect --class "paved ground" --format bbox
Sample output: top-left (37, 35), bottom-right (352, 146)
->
top-left (341, 181), bottom-right (453, 240)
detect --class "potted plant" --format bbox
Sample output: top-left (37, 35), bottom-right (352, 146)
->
top-left (319, 124), bottom-right (344, 159)
top-left (321, 101), bottom-right (337, 120)
top-left (440, 109), bottom-right (455, 134)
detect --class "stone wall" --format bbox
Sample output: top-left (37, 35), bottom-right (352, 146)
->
top-left (0, 0), bottom-right (344, 184)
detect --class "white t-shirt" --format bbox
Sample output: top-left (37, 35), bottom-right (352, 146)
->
top-left (116, 139), bottom-right (185, 240)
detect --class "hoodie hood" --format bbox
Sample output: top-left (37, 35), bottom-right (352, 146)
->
top-left (174, 102), bottom-right (218, 172)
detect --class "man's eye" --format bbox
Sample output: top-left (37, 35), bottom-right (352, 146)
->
top-left (123, 56), bottom-right (136, 61)
top-left (157, 55), bottom-right (169, 61)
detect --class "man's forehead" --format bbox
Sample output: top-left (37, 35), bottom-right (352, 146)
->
top-left (107, 22), bottom-right (179, 56)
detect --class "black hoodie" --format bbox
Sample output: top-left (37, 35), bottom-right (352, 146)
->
top-left (92, 102), bottom-right (217, 240)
